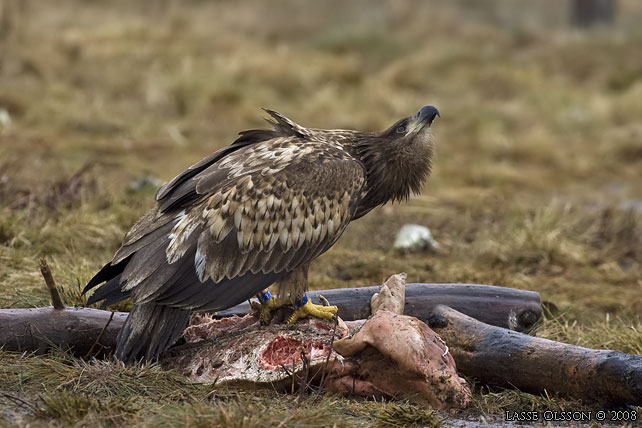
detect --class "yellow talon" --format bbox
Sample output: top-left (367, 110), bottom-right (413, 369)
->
top-left (252, 295), bottom-right (285, 324)
top-left (287, 300), bottom-right (338, 324)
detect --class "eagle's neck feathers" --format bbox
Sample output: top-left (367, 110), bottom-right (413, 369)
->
top-left (240, 112), bottom-right (435, 219)
top-left (352, 128), bottom-right (434, 217)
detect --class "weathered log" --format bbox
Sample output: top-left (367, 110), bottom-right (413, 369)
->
top-left (0, 283), bottom-right (541, 355)
top-left (429, 305), bottom-right (642, 406)
top-left (0, 307), bottom-right (126, 356)
top-left (217, 283), bottom-right (542, 332)
top-left (1, 300), bottom-right (640, 406)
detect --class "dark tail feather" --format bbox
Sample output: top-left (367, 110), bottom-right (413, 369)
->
top-left (83, 255), bottom-right (132, 294)
top-left (84, 255), bottom-right (133, 307)
top-left (115, 302), bottom-right (190, 362)
top-left (86, 275), bottom-right (131, 307)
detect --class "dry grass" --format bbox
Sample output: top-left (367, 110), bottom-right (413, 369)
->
top-left (1, 0), bottom-right (642, 426)
top-left (0, 348), bottom-right (438, 427)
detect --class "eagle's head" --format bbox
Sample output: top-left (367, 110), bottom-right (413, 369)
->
top-left (380, 105), bottom-right (440, 142)
top-left (354, 105), bottom-right (440, 215)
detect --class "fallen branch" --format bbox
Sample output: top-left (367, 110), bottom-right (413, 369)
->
top-left (0, 286), bottom-right (640, 406)
top-left (429, 305), bottom-right (642, 405)
top-left (218, 282), bottom-right (543, 332)
top-left (0, 307), bottom-right (127, 356)
top-left (0, 283), bottom-right (541, 355)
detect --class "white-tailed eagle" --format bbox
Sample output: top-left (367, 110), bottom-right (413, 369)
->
top-left (84, 106), bottom-right (439, 362)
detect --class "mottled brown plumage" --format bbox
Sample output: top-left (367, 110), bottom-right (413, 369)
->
top-left (84, 106), bottom-right (439, 362)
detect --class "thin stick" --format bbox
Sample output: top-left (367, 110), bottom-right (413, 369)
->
top-left (83, 311), bottom-right (114, 359)
top-left (318, 317), bottom-right (339, 390)
top-left (0, 392), bottom-right (38, 411)
top-left (297, 346), bottom-right (311, 404)
top-left (39, 258), bottom-right (64, 310)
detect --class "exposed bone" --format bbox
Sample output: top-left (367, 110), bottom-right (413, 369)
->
top-left (165, 312), bottom-right (471, 411)
top-left (331, 310), bottom-right (471, 410)
top-left (370, 273), bottom-right (406, 314)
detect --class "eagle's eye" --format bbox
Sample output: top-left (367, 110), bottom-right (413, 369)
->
top-left (396, 125), bottom-right (406, 133)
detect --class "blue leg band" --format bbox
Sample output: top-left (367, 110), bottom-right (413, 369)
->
top-left (295, 295), bottom-right (308, 308)
top-left (258, 290), bottom-right (272, 303)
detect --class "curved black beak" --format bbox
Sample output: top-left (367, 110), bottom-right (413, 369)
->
top-left (415, 105), bottom-right (440, 126)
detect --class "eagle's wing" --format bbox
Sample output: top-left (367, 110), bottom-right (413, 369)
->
top-left (86, 137), bottom-right (365, 312)
top-left (153, 109), bottom-right (308, 213)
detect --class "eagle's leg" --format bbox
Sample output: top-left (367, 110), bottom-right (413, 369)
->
top-left (252, 288), bottom-right (285, 324)
top-left (252, 264), bottom-right (338, 324)
top-left (286, 294), bottom-right (338, 324)
top-left (252, 265), bottom-right (310, 324)
top-left (276, 263), bottom-right (338, 323)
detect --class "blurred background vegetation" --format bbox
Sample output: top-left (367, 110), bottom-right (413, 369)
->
top-left (1, 0), bottom-right (641, 425)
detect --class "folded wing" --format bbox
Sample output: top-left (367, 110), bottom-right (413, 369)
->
top-left (85, 137), bottom-right (366, 312)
